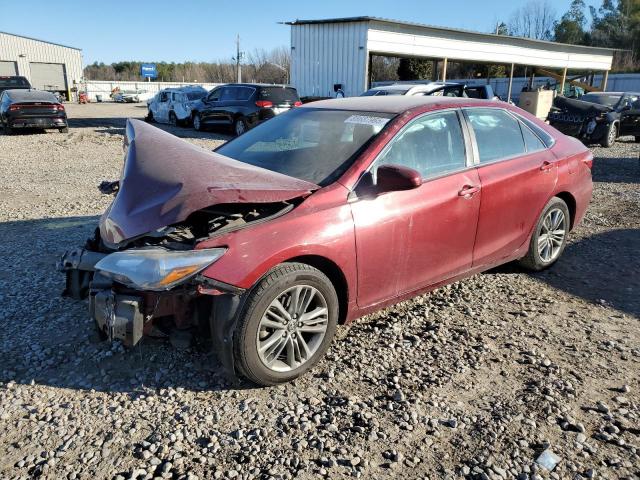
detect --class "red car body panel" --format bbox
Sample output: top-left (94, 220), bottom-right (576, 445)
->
top-left (197, 98), bottom-right (593, 324)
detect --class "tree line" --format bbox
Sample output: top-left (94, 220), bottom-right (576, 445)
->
top-left (84, 47), bottom-right (290, 84)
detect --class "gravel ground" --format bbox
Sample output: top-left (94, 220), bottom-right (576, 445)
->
top-left (0, 103), bottom-right (639, 480)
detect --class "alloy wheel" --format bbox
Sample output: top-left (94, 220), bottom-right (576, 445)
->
top-left (537, 208), bottom-right (566, 263)
top-left (193, 115), bottom-right (201, 130)
top-left (607, 125), bottom-right (616, 145)
top-left (256, 285), bottom-right (329, 372)
top-left (235, 120), bottom-right (246, 136)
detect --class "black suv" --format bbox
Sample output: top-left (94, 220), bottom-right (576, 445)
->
top-left (0, 76), bottom-right (31, 95)
top-left (548, 92), bottom-right (640, 147)
top-left (192, 84), bottom-right (301, 135)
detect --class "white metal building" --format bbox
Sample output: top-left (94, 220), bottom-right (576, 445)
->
top-left (287, 17), bottom-right (616, 99)
top-left (0, 32), bottom-right (83, 99)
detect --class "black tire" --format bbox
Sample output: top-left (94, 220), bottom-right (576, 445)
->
top-left (193, 113), bottom-right (203, 131)
top-left (145, 111), bottom-right (154, 123)
top-left (233, 263), bottom-right (338, 386)
top-left (233, 117), bottom-right (248, 136)
top-left (169, 111), bottom-right (178, 127)
top-left (59, 126), bottom-right (69, 133)
top-left (519, 197), bottom-right (570, 271)
top-left (3, 123), bottom-right (12, 135)
top-left (600, 122), bottom-right (617, 148)
top-left (635, 136), bottom-right (640, 143)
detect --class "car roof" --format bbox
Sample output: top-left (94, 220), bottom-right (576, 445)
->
top-left (301, 95), bottom-right (497, 114)
top-left (4, 89), bottom-right (57, 102)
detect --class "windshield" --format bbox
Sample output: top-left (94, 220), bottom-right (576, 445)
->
top-left (581, 94), bottom-right (621, 107)
top-left (361, 88), bottom-right (407, 96)
top-left (0, 76), bottom-right (30, 88)
top-left (215, 108), bottom-right (395, 186)
top-left (186, 91), bottom-right (206, 100)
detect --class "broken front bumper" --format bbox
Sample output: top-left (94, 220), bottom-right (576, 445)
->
top-left (90, 290), bottom-right (144, 346)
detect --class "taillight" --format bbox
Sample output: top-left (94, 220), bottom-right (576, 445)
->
top-left (583, 153), bottom-right (593, 169)
top-left (55, 104), bottom-right (65, 111)
top-left (9, 105), bottom-right (20, 111)
top-left (294, 101), bottom-right (302, 107)
top-left (255, 100), bottom-right (273, 108)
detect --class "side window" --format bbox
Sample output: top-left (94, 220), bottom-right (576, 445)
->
top-left (235, 87), bottom-right (254, 101)
top-left (219, 87), bottom-right (235, 101)
top-left (376, 111), bottom-right (467, 179)
top-left (465, 108), bottom-right (525, 163)
top-left (520, 122), bottom-right (545, 152)
top-left (159, 92), bottom-right (169, 102)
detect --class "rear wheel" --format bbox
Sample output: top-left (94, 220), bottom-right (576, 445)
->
top-left (3, 124), bottom-right (12, 135)
top-left (233, 117), bottom-right (247, 136)
top-left (233, 263), bottom-right (338, 386)
top-left (635, 136), bottom-right (639, 143)
top-left (169, 111), bottom-right (178, 127)
top-left (519, 197), bottom-right (570, 271)
top-left (601, 122), bottom-right (617, 148)
top-left (59, 126), bottom-right (69, 133)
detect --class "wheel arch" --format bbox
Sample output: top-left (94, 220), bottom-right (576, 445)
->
top-left (554, 191), bottom-right (577, 230)
top-left (284, 255), bottom-right (349, 325)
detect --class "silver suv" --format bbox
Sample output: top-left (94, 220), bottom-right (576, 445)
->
top-left (146, 86), bottom-right (209, 126)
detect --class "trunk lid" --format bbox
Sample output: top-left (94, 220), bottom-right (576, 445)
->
top-left (100, 119), bottom-right (319, 247)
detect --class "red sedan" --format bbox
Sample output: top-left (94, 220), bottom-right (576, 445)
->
top-left (60, 96), bottom-right (593, 386)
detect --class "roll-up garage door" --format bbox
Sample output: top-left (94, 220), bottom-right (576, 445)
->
top-left (29, 62), bottom-right (67, 90)
top-left (0, 61), bottom-right (18, 76)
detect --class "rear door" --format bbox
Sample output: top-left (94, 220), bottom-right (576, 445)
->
top-left (619, 94), bottom-right (640, 137)
top-left (465, 107), bottom-right (558, 267)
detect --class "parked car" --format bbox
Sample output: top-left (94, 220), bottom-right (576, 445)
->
top-left (60, 96), bottom-right (592, 386)
top-left (361, 82), bottom-right (498, 100)
top-left (146, 86), bottom-right (208, 126)
top-left (114, 89), bottom-right (154, 103)
top-left (548, 92), bottom-right (640, 147)
top-left (1, 89), bottom-right (68, 134)
top-left (0, 76), bottom-right (31, 95)
top-left (191, 83), bottom-right (302, 135)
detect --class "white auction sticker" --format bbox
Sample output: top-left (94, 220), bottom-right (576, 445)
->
top-left (344, 115), bottom-right (390, 127)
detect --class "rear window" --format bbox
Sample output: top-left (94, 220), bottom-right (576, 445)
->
top-left (0, 76), bottom-right (30, 88)
top-left (258, 87), bottom-right (299, 103)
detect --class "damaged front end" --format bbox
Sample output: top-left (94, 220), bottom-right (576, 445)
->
top-left (548, 96), bottom-right (613, 142)
top-left (59, 119), bottom-right (318, 375)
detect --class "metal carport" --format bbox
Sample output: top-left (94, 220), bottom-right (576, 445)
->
top-left (286, 17), bottom-right (616, 100)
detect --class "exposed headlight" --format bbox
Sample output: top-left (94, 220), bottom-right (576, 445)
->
top-left (95, 248), bottom-right (226, 291)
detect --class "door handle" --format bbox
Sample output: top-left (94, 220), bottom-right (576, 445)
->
top-left (540, 161), bottom-right (554, 171)
top-left (458, 185), bottom-right (480, 197)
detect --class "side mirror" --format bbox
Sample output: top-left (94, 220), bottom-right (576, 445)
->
top-left (376, 164), bottom-right (422, 193)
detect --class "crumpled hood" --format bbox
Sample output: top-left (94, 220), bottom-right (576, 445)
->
top-left (553, 96), bottom-right (612, 115)
top-left (100, 119), bottom-right (319, 247)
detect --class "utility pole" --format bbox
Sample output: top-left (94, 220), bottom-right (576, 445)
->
top-left (235, 34), bottom-right (243, 83)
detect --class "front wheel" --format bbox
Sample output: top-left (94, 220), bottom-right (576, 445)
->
top-left (193, 113), bottom-right (203, 131)
top-left (601, 122), bottom-right (617, 148)
top-left (169, 111), bottom-right (178, 127)
top-left (519, 197), bottom-right (570, 271)
top-left (232, 263), bottom-right (338, 386)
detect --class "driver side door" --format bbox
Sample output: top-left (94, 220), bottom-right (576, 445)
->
top-left (350, 109), bottom-right (482, 308)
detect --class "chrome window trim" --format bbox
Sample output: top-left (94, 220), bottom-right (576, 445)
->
top-left (510, 111), bottom-right (556, 149)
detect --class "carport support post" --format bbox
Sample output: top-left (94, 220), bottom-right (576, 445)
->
top-left (602, 70), bottom-right (609, 92)
top-left (507, 63), bottom-right (514, 102)
top-left (560, 67), bottom-right (568, 96)
top-left (441, 58), bottom-right (448, 82)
